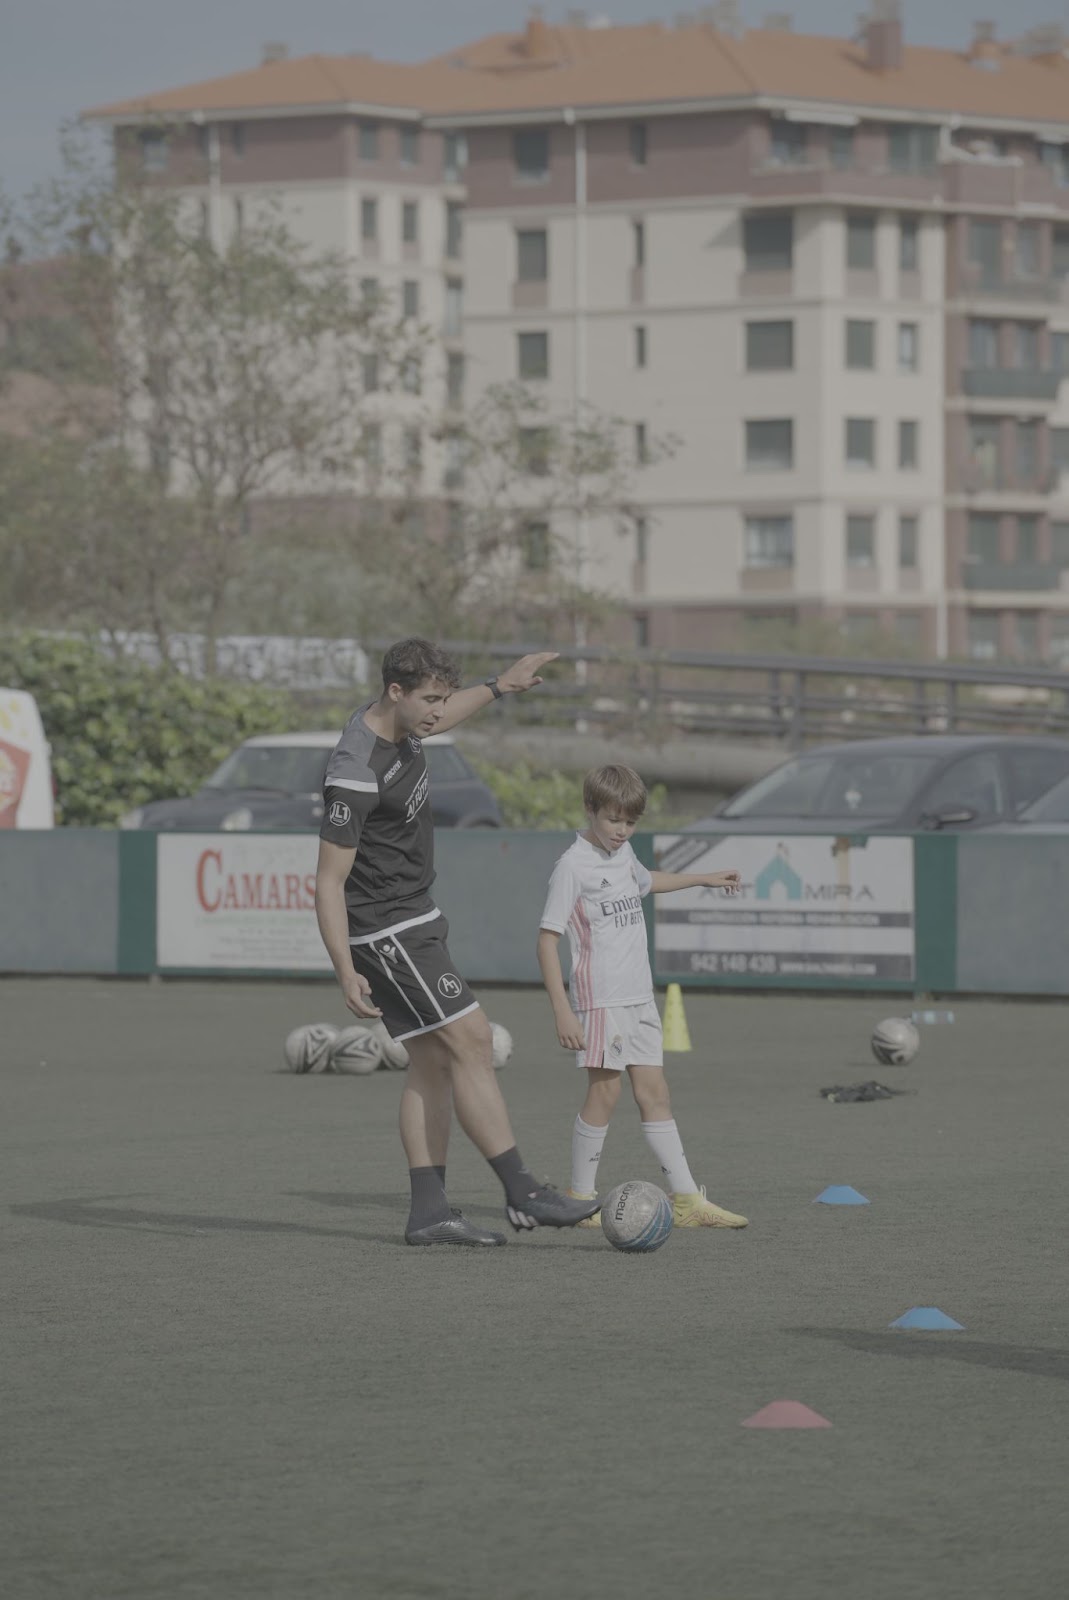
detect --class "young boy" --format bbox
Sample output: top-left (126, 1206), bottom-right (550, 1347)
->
top-left (536, 764), bottom-right (748, 1229)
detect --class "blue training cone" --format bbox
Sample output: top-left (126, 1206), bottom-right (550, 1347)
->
top-left (890, 1306), bottom-right (964, 1331)
top-left (813, 1185), bottom-right (870, 1206)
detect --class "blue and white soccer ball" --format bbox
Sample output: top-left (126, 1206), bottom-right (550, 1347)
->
top-left (600, 1180), bottom-right (674, 1253)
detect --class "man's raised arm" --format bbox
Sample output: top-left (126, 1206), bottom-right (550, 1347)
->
top-left (433, 651), bottom-right (559, 734)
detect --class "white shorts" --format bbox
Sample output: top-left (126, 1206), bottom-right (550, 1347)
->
top-left (576, 1001), bottom-right (663, 1071)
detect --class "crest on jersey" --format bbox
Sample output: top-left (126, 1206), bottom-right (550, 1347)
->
top-left (437, 973), bottom-right (462, 1000)
top-left (328, 800), bottom-right (351, 826)
top-left (408, 736), bottom-right (422, 753)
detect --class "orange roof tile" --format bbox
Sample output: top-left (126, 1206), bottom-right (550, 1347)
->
top-left (85, 20), bottom-right (1069, 130)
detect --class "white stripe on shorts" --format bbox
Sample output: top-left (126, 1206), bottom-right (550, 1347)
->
top-left (395, 1001), bottom-right (481, 1043)
top-left (350, 908), bottom-right (441, 946)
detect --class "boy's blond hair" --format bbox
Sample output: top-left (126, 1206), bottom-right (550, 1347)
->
top-left (583, 764), bottom-right (648, 821)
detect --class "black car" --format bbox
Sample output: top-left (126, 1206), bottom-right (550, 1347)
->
top-left (688, 735), bottom-right (1069, 833)
top-left (119, 731), bottom-right (502, 832)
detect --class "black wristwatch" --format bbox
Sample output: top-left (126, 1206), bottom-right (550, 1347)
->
top-left (485, 676), bottom-right (504, 700)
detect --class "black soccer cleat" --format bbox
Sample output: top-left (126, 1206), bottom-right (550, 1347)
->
top-left (506, 1184), bottom-right (602, 1232)
top-left (405, 1210), bottom-right (507, 1247)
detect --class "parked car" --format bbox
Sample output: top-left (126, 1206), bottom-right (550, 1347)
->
top-left (687, 736), bottom-right (1069, 833)
top-left (978, 769), bottom-right (1069, 832)
top-left (119, 730), bottom-right (501, 832)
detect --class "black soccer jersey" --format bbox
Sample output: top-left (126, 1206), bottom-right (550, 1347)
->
top-left (319, 704), bottom-right (436, 938)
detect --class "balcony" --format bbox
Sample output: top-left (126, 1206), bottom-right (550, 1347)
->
top-left (958, 266), bottom-right (1066, 306)
top-left (963, 560), bottom-right (1064, 592)
top-left (961, 368), bottom-right (1063, 401)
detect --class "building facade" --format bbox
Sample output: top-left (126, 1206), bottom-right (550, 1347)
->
top-left (89, 5), bottom-right (1069, 660)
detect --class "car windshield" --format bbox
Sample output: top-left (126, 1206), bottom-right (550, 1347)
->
top-left (1019, 772), bottom-right (1069, 824)
top-left (722, 751), bottom-right (942, 819)
top-left (424, 743), bottom-right (470, 781)
top-left (204, 746), bottom-right (330, 794)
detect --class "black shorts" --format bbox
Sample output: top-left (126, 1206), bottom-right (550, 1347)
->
top-left (349, 911), bottom-right (478, 1042)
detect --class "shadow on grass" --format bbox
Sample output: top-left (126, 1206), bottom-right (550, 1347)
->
top-left (292, 1190), bottom-right (506, 1224)
top-left (11, 1196), bottom-right (404, 1248)
top-left (791, 1326), bottom-right (1069, 1383)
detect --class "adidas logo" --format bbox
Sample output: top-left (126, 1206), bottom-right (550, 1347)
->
top-left (600, 878), bottom-right (610, 888)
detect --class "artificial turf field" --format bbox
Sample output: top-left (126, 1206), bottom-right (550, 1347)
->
top-left (4, 978), bottom-right (1069, 1600)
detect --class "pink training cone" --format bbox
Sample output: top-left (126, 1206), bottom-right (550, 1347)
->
top-left (741, 1400), bottom-right (833, 1429)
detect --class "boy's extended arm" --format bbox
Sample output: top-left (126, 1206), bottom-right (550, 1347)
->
top-left (648, 869), bottom-right (741, 895)
top-left (536, 928), bottom-right (586, 1051)
top-left (433, 651), bottom-right (559, 734)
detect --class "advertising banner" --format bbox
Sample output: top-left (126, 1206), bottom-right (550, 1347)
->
top-left (157, 834), bottom-right (330, 971)
top-left (652, 833), bottom-right (915, 986)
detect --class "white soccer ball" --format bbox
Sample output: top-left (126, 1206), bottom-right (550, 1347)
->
top-left (328, 1025), bottom-right (384, 1075)
top-left (600, 1180), bottom-right (673, 1253)
top-left (284, 1022), bottom-right (338, 1074)
top-left (489, 1022), bottom-right (512, 1071)
top-left (870, 1016), bottom-right (920, 1066)
top-left (369, 1020), bottom-right (409, 1070)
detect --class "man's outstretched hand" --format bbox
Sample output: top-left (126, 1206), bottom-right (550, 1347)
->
top-left (497, 652), bottom-right (559, 694)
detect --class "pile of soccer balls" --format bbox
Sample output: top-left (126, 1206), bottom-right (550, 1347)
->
top-left (284, 1019), bottom-right (513, 1075)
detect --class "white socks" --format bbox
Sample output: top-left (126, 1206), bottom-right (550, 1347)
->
top-left (641, 1119), bottom-right (697, 1195)
top-left (571, 1115), bottom-right (608, 1195)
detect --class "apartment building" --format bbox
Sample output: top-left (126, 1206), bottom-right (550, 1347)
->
top-left (88, 4), bottom-right (1069, 661)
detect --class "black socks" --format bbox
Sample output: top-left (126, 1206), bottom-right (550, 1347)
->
top-left (408, 1166), bottom-right (451, 1229)
top-left (488, 1146), bottom-right (540, 1208)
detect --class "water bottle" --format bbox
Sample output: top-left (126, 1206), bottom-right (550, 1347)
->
top-left (910, 1010), bottom-right (955, 1025)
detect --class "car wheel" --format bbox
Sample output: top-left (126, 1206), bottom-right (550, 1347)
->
top-left (454, 816), bottom-right (501, 829)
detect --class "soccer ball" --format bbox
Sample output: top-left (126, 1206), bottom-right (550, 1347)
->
top-left (870, 1017), bottom-right (920, 1066)
top-left (490, 1022), bottom-right (513, 1070)
top-left (369, 1020), bottom-right (409, 1070)
top-left (600, 1180), bottom-right (674, 1253)
top-left (284, 1022), bottom-right (338, 1074)
top-left (328, 1025), bottom-right (384, 1075)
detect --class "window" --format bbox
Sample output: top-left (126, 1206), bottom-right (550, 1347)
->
top-left (898, 420), bottom-right (919, 470)
top-left (967, 417), bottom-right (1000, 488)
top-left (967, 514), bottom-right (1000, 565)
top-left (402, 280), bottom-right (420, 319)
top-left (361, 353), bottom-right (379, 393)
top-left (1017, 515), bottom-right (1039, 564)
top-left (361, 198), bottom-right (378, 242)
top-left (745, 419), bottom-right (793, 471)
top-left (403, 427), bottom-right (422, 472)
top-left (923, 750), bottom-right (1005, 817)
top-left (517, 228), bottom-right (548, 281)
top-left (1014, 613), bottom-right (1039, 661)
top-left (899, 215), bottom-right (919, 271)
top-left (402, 201), bottom-right (418, 246)
top-left (629, 122), bottom-right (648, 166)
top-left (888, 124), bottom-right (938, 174)
top-left (1041, 142), bottom-right (1069, 187)
top-left (359, 123), bottom-right (379, 160)
top-left (1052, 521), bottom-right (1069, 567)
top-left (363, 421), bottom-right (382, 475)
top-left (446, 352), bottom-right (464, 407)
top-left (634, 614), bottom-right (650, 648)
top-left (444, 280), bottom-right (463, 338)
top-left (1014, 323), bottom-right (1040, 369)
top-left (898, 322), bottom-right (919, 372)
top-left (968, 320), bottom-right (999, 369)
top-left (845, 418), bottom-right (876, 469)
top-left (401, 354), bottom-right (421, 395)
top-left (1016, 419), bottom-right (1039, 484)
top-left (360, 277), bottom-right (380, 307)
top-left (895, 612), bottom-right (922, 646)
top-left (445, 202), bottom-right (462, 259)
top-left (743, 212), bottom-right (793, 271)
top-left (197, 124), bottom-right (211, 159)
top-left (830, 126), bottom-right (854, 170)
top-left (1053, 333), bottom-right (1069, 373)
top-left (1051, 427), bottom-right (1069, 475)
top-left (846, 213), bottom-right (876, 270)
top-left (232, 197), bottom-right (244, 238)
top-left (845, 319), bottom-right (876, 370)
top-left (1007, 745), bottom-right (1069, 810)
top-left (400, 126), bottom-right (419, 167)
top-left (1015, 222), bottom-right (1041, 279)
top-left (517, 331), bottom-right (548, 379)
top-left (634, 514), bottom-right (649, 565)
top-left (1055, 227), bottom-right (1069, 277)
top-left (898, 514), bottom-right (918, 568)
top-left (746, 320), bottom-right (794, 370)
top-left (231, 123), bottom-right (245, 158)
top-left (969, 219), bottom-right (1002, 285)
top-left (523, 519), bottom-right (551, 571)
top-left (519, 427), bottom-right (551, 476)
top-left (744, 515), bottom-right (794, 567)
top-left (769, 117), bottom-right (807, 166)
top-left (634, 422), bottom-right (649, 465)
top-left (632, 219), bottom-right (645, 268)
top-left (634, 325), bottom-right (647, 368)
top-left (139, 131), bottom-right (168, 172)
top-left (1050, 614), bottom-right (1069, 665)
top-left (443, 132), bottom-right (466, 183)
top-left (514, 128), bottom-right (550, 182)
top-left (967, 613), bottom-right (1000, 661)
top-left (846, 514), bottom-right (876, 567)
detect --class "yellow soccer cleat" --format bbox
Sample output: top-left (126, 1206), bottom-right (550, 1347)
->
top-left (672, 1186), bottom-right (748, 1229)
top-left (565, 1189), bottom-right (602, 1228)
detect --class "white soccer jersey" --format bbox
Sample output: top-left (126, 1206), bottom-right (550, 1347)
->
top-left (540, 834), bottom-right (654, 1009)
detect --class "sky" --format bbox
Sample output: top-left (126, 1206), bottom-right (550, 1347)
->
top-left (3, 0), bottom-right (1068, 203)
